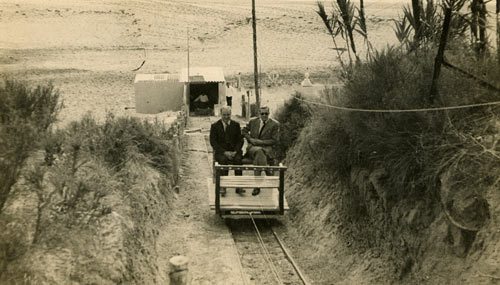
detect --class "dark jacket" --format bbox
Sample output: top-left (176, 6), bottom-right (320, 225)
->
top-left (210, 119), bottom-right (243, 155)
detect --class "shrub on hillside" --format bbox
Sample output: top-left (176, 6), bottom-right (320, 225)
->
top-left (312, 47), bottom-right (499, 219)
top-left (30, 113), bottom-right (179, 242)
top-left (59, 113), bottom-right (175, 173)
top-left (3, 112), bottom-right (180, 283)
top-left (273, 93), bottom-right (312, 161)
top-left (0, 80), bottom-right (61, 210)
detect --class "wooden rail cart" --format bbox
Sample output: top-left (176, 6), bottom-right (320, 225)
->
top-left (207, 163), bottom-right (289, 218)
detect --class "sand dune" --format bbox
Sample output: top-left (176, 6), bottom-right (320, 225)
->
top-left (0, 0), bottom-right (405, 71)
top-left (1, 0), bottom-right (408, 126)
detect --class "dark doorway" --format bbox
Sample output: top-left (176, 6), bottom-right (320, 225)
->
top-left (189, 82), bottom-right (219, 115)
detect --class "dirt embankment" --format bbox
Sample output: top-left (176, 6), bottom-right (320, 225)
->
top-left (0, 115), bottom-right (185, 284)
top-left (279, 122), bottom-right (500, 284)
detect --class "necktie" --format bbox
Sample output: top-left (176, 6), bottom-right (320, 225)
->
top-left (258, 121), bottom-right (266, 138)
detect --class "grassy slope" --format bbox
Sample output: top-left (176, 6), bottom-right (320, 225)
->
top-left (0, 112), bottom-right (185, 283)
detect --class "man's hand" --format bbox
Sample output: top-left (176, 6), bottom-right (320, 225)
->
top-left (247, 138), bottom-right (260, 145)
top-left (224, 151), bottom-right (236, 159)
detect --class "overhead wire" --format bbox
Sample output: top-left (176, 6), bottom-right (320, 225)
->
top-left (289, 94), bottom-right (500, 113)
top-left (189, 1), bottom-right (497, 282)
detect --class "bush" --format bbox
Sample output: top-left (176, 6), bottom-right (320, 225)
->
top-left (273, 93), bottom-right (313, 161)
top-left (61, 113), bottom-right (175, 173)
top-left (311, 47), bottom-right (499, 218)
top-left (35, 113), bottom-right (179, 219)
top-left (0, 80), bottom-right (61, 210)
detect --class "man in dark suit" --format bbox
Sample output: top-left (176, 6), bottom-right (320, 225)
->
top-left (210, 106), bottom-right (244, 196)
top-left (242, 106), bottom-right (280, 195)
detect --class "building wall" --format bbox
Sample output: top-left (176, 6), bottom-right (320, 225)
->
top-left (134, 76), bottom-right (184, 114)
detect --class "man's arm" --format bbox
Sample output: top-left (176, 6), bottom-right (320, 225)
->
top-left (251, 123), bottom-right (279, 146)
top-left (234, 123), bottom-right (244, 154)
top-left (209, 123), bottom-right (225, 154)
top-left (194, 95), bottom-right (200, 102)
top-left (241, 119), bottom-right (252, 140)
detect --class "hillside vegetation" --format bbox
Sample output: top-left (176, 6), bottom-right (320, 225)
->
top-left (0, 81), bottom-right (184, 283)
top-left (274, 0), bottom-right (500, 282)
top-left (277, 44), bottom-right (499, 283)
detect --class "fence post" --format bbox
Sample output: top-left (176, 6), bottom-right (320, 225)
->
top-left (169, 255), bottom-right (189, 285)
top-left (246, 90), bottom-right (251, 120)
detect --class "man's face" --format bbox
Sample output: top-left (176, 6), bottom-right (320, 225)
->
top-left (259, 107), bottom-right (269, 122)
top-left (221, 109), bottom-right (231, 123)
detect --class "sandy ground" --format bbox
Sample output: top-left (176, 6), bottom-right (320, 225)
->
top-left (0, 0), bottom-right (404, 71)
top-left (15, 0), bottom-right (498, 123)
top-left (0, 0), bottom-right (409, 127)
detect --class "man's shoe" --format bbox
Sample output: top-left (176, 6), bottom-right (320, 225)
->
top-left (235, 188), bottom-right (246, 194)
top-left (220, 188), bottom-right (226, 197)
top-left (252, 188), bottom-right (260, 196)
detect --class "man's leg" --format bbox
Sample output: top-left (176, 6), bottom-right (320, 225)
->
top-left (229, 153), bottom-right (245, 194)
top-left (265, 157), bottom-right (275, 176)
top-left (248, 147), bottom-right (267, 175)
top-left (214, 153), bottom-right (229, 196)
top-left (214, 153), bottom-right (230, 176)
top-left (247, 146), bottom-right (266, 169)
top-left (231, 153), bottom-right (243, 176)
top-left (247, 147), bottom-right (268, 195)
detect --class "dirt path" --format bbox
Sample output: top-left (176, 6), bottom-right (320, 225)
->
top-left (156, 116), bottom-right (249, 285)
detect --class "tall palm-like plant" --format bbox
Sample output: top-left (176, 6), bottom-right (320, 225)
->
top-left (317, 0), bottom-right (371, 77)
top-left (393, 14), bottom-right (413, 50)
top-left (317, 1), bottom-right (347, 72)
top-left (336, 0), bottom-right (359, 63)
top-left (393, 0), bottom-right (468, 51)
top-left (355, 0), bottom-right (373, 58)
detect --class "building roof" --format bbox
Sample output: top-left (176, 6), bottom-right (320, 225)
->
top-left (134, 73), bottom-right (179, 83)
top-left (179, 67), bottom-right (225, 83)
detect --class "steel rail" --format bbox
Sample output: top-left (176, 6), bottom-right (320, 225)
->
top-left (249, 213), bottom-right (284, 285)
top-left (271, 227), bottom-right (311, 285)
top-left (201, 116), bottom-right (308, 285)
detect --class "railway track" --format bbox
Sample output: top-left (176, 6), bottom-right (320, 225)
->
top-left (228, 218), bottom-right (309, 285)
top-left (192, 116), bottom-right (308, 285)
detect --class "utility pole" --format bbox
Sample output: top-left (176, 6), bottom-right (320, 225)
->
top-left (186, 28), bottom-right (190, 115)
top-left (187, 28), bottom-right (190, 82)
top-left (497, 0), bottom-right (499, 63)
top-left (252, 0), bottom-right (260, 109)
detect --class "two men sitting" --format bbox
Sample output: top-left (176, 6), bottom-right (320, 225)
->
top-left (209, 105), bottom-right (279, 196)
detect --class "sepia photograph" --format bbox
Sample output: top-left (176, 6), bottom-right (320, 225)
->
top-left (0, 0), bottom-right (499, 284)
